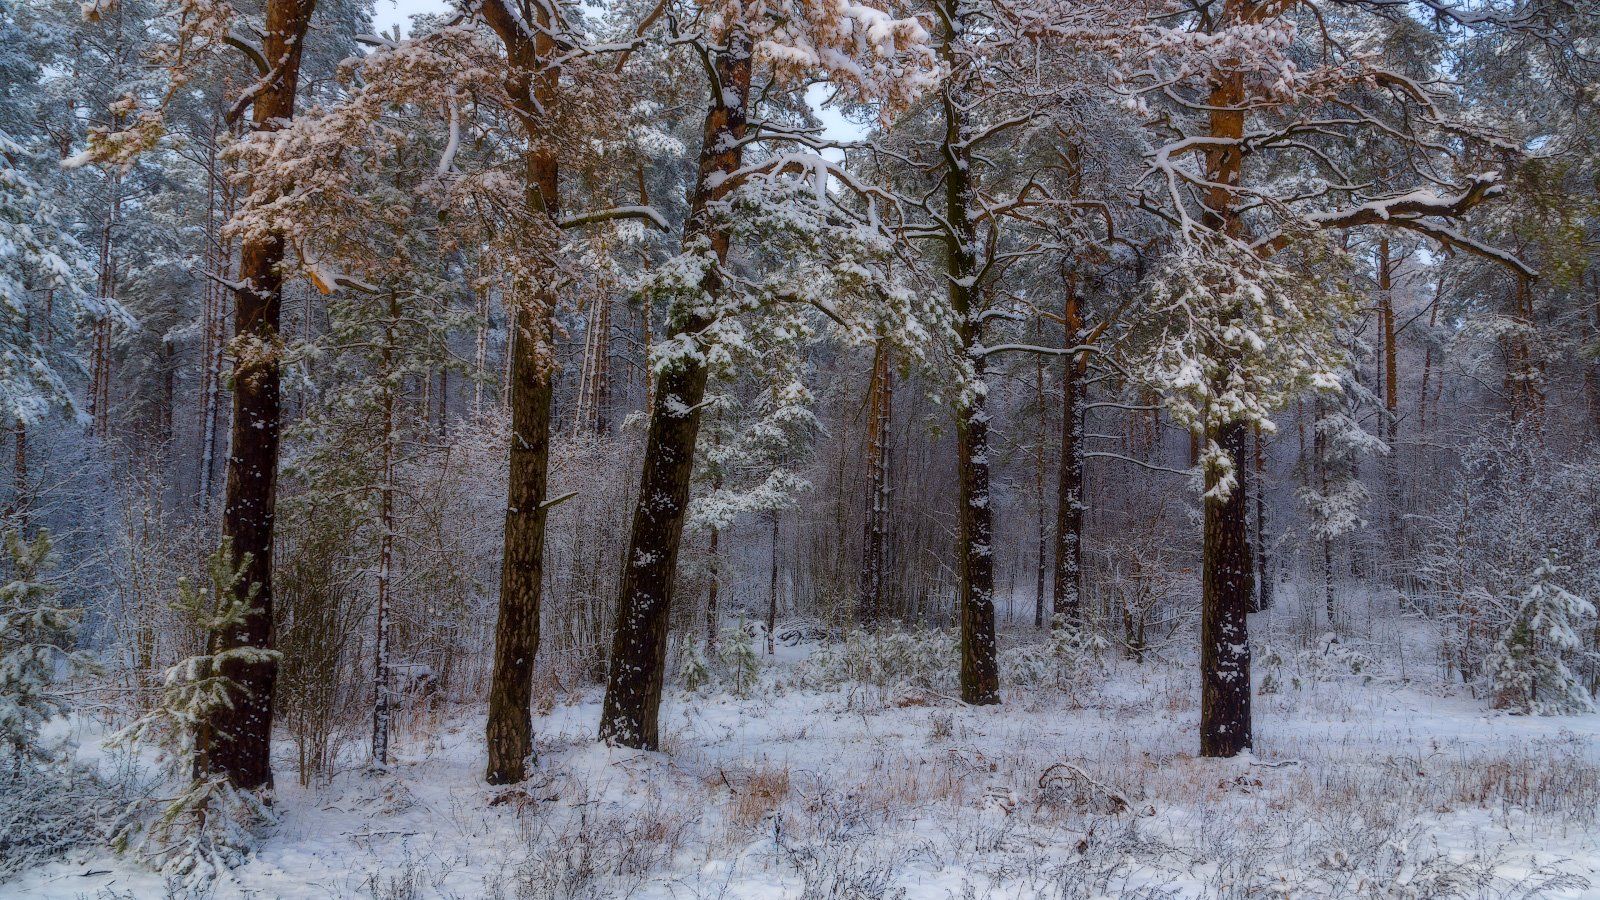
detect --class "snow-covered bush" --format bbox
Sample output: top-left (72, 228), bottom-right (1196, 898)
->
top-left (1416, 429), bottom-right (1600, 690)
top-left (111, 540), bottom-right (278, 886)
top-left (1001, 617), bottom-right (1110, 690)
top-left (0, 528), bottom-right (91, 767)
top-left (1487, 560), bottom-right (1595, 715)
top-left (799, 628), bottom-right (958, 694)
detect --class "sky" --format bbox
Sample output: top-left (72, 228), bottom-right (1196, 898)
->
top-left (365, 0), bottom-right (864, 147)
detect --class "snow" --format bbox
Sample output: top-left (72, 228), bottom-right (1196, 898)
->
top-left (11, 631), bottom-right (1600, 898)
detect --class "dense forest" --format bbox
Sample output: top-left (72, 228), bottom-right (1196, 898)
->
top-left (3, 0), bottom-right (1600, 894)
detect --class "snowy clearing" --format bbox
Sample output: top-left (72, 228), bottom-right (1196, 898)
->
top-left (11, 626), bottom-right (1600, 900)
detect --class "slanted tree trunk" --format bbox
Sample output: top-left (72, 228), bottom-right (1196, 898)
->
top-left (199, 0), bottom-right (317, 794)
top-left (1052, 274), bottom-right (1086, 626)
top-left (1199, 420), bottom-right (1254, 758)
top-left (481, 0), bottom-right (562, 785)
top-left (599, 31), bottom-right (752, 749)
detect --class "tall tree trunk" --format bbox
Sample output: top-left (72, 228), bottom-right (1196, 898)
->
top-left (1418, 279), bottom-right (1441, 434)
top-left (480, 0), bottom-right (563, 786)
top-left (1034, 357), bottom-right (1048, 630)
top-left (599, 31), bottom-right (752, 749)
top-left (1052, 275), bottom-right (1086, 626)
top-left (705, 524), bottom-right (720, 651)
top-left (199, 0), bottom-right (316, 794)
top-left (937, 5), bottom-right (999, 704)
top-left (371, 293), bottom-right (398, 768)
top-left (1196, 43), bottom-right (1256, 758)
top-left (1377, 238), bottom-right (1397, 446)
top-left (767, 508), bottom-right (779, 655)
top-left (1199, 421), bottom-right (1254, 758)
top-left (1252, 426), bottom-right (1272, 611)
top-left (859, 342), bottom-right (892, 627)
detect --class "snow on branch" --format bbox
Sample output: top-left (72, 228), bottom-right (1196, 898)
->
top-left (558, 206), bottom-right (670, 231)
top-left (1251, 173), bottom-right (1536, 278)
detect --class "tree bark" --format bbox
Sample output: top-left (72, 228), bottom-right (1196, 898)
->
top-left (371, 292), bottom-right (398, 769)
top-left (767, 509), bottom-right (779, 655)
top-left (1196, 33), bottom-right (1256, 758)
top-left (481, 0), bottom-right (562, 785)
top-left (1252, 425), bottom-right (1272, 612)
top-left (859, 343), bottom-right (892, 627)
top-left (599, 31), bottom-right (752, 749)
top-left (1052, 275), bottom-right (1086, 626)
top-left (936, 1), bottom-right (999, 704)
top-left (198, 0), bottom-right (316, 794)
top-left (1199, 421), bottom-right (1254, 758)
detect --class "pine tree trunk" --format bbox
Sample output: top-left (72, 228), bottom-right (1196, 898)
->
top-left (1052, 276), bottom-right (1086, 626)
top-left (599, 32), bottom-right (752, 749)
top-left (936, 10), bottom-right (1000, 703)
top-left (1252, 426), bottom-right (1272, 611)
top-left (767, 509), bottom-right (779, 655)
top-left (1034, 357), bottom-right (1048, 630)
top-left (1199, 421), bottom-right (1254, 758)
top-left (371, 293), bottom-right (398, 768)
top-left (483, 160), bottom-right (558, 785)
top-left (479, 0), bottom-right (564, 786)
top-left (200, 0), bottom-right (317, 795)
top-left (859, 343), bottom-right (891, 627)
top-left (706, 525), bottom-right (720, 651)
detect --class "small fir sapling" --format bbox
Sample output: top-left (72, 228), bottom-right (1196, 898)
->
top-left (677, 640), bottom-right (711, 695)
top-left (1487, 559), bottom-right (1596, 715)
top-left (111, 540), bottom-right (279, 884)
top-left (717, 621), bottom-right (762, 698)
top-left (0, 529), bottom-right (92, 769)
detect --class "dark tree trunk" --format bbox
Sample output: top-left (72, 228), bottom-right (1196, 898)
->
top-left (767, 509), bottom-right (779, 655)
top-left (1199, 421), bottom-right (1254, 758)
top-left (706, 525), bottom-right (720, 651)
top-left (480, 0), bottom-right (562, 785)
top-left (859, 343), bottom-right (892, 627)
top-left (599, 33), bottom-right (751, 749)
top-left (199, 0), bottom-right (315, 794)
top-left (935, 7), bottom-right (999, 703)
top-left (1034, 357), bottom-right (1048, 630)
top-left (1252, 426), bottom-right (1272, 612)
top-left (1052, 276), bottom-right (1086, 626)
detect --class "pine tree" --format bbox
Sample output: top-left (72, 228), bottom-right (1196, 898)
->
top-left (1488, 560), bottom-right (1596, 715)
top-left (112, 540), bottom-right (279, 884)
top-left (0, 529), bottom-right (89, 769)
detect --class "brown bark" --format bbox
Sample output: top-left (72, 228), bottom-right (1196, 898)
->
top-left (481, 0), bottom-right (563, 782)
top-left (199, 0), bottom-right (316, 794)
top-left (599, 32), bottom-right (752, 749)
top-left (1199, 421), bottom-right (1254, 758)
top-left (1195, 9), bottom-right (1255, 758)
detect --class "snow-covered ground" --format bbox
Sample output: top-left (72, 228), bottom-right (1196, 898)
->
top-left (10, 632), bottom-right (1600, 899)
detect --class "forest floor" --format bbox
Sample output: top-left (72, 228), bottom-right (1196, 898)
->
top-left (11, 619), bottom-right (1600, 899)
